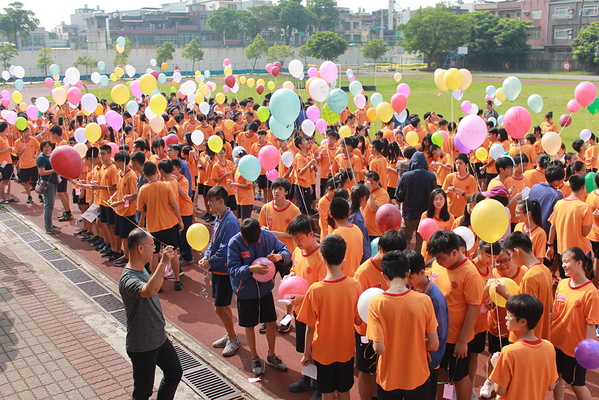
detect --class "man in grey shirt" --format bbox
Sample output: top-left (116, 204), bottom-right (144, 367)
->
top-left (119, 228), bottom-right (182, 400)
top-left (484, 100), bottom-right (499, 121)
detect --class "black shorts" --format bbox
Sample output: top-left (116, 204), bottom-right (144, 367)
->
top-left (99, 205), bottom-right (116, 225)
top-left (355, 330), bottom-right (378, 374)
top-left (236, 291), bottom-right (277, 328)
top-left (275, 259), bottom-right (292, 279)
top-left (469, 331), bottom-right (487, 354)
top-left (387, 187), bottom-right (396, 200)
top-left (485, 173), bottom-right (498, 186)
top-left (10, 154), bottom-right (18, 163)
top-left (377, 380), bottom-right (428, 400)
top-left (0, 163), bottom-right (13, 181)
top-left (295, 318), bottom-right (306, 353)
top-left (439, 343), bottom-right (471, 383)
top-left (203, 185), bottom-right (213, 197)
top-left (197, 183), bottom-right (205, 196)
top-left (57, 177), bottom-right (68, 193)
top-left (72, 189), bottom-right (79, 204)
top-left (115, 214), bottom-right (137, 239)
top-left (315, 358), bottom-right (354, 394)
top-left (151, 224), bottom-right (179, 252)
top-left (19, 167), bottom-right (37, 184)
top-left (473, 162), bottom-right (485, 180)
top-left (288, 184), bottom-right (297, 200)
top-left (227, 195), bottom-right (238, 211)
top-left (257, 174), bottom-right (268, 190)
top-left (238, 204), bottom-right (253, 219)
top-left (556, 347), bottom-right (586, 387)
top-left (591, 240), bottom-right (599, 260)
top-left (211, 272), bottom-right (233, 307)
top-left (487, 333), bottom-right (510, 355)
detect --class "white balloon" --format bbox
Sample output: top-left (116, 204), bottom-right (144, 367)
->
top-left (581, 128), bottom-right (593, 142)
top-left (9, 66), bottom-right (15, 75)
top-left (299, 72), bottom-right (305, 80)
top-left (145, 106), bottom-right (156, 119)
top-left (187, 93), bottom-right (196, 105)
top-left (469, 103), bottom-right (479, 116)
top-left (453, 226), bottom-right (475, 251)
top-left (150, 59), bottom-right (157, 66)
top-left (452, 89), bottom-right (463, 101)
top-left (357, 288), bottom-right (384, 324)
top-left (126, 65), bottom-right (136, 77)
top-left (494, 97), bottom-right (502, 107)
top-left (308, 78), bottom-right (329, 102)
top-left (173, 72), bottom-right (182, 83)
top-left (281, 151), bottom-right (294, 168)
top-left (199, 102), bottom-right (210, 115)
top-left (14, 66), bottom-right (25, 79)
top-left (288, 59), bottom-right (304, 78)
top-left (301, 119), bottom-right (315, 136)
top-left (96, 115), bottom-right (106, 125)
top-left (0, 110), bottom-right (7, 118)
top-left (126, 100), bottom-right (139, 115)
top-left (65, 67), bottom-right (80, 85)
top-left (180, 80), bottom-right (197, 96)
top-left (1, 71), bottom-right (9, 80)
top-left (146, 68), bottom-right (153, 74)
top-left (231, 82), bottom-right (239, 93)
top-left (191, 130), bottom-right (204, 145)
top-left (35, 97), bottom-right (50, 113)
top-left (232, 146), bottom-right (245, 159)
top-left (91, 72), bottom-right (101, 84)
top-left (394, 109), bottom-right (407, 123)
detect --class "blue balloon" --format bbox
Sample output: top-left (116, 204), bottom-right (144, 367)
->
top-left (239, 155), bottom-right (261, 181)
top-left (14, 79), bottom-right (24, 90)
top-left (270, 88), bottom-right (300, 125)
top-left (269, 116), bottom-right (294, 140)
top-left (204, 70), bottom-right (211, 78)
top-left (327, 88), bottom-right (348, 114)
top-left (489, 143), bottom-right (505, 160)
top-left (126, 100), bottom-right (139, 115)
top-left (117, 36), bottom-right (126, 47)
top-left (346, 69), bottom-right (353, 77)
top-left (497, 115), bottom-right (504, 126)
top-left (370, 237), bottom-right (379, 257)
top-left (49, 64), bottom-right (60, 76)
top-left (97, 61), bottom-right (106, 71)
top-left (158, 73), bottom-right (167, 84)
top-left (100, 75), bottom-right (109, 87)
top-left (371, 92), bottom-right (383, 108)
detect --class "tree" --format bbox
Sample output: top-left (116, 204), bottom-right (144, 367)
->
top-left (400, 4), bottom-right (471, 68)
top-left (206, 8), bottom-right (240, 46)
top-left (572, 22), bottom-right (599, 64)
top-left (307, 0), bottom-right (339, 32)
top-left (362, 39), bottom-right (388, 64)
top-left (182, 39), bottom-right (204, 71)
top-left (304, 31), bottom-right (347, 61)
top-left (492, 18), bottom-right (531, 57)
top-left (73, 55), bottom-right (98, 76)
top-left (156, 42), bottom-right (176, 65)
top-left (237, 10), bottom-right (262, 40)
top-left (36, 47), bottom-right (53, 76)
top-left (0, 2), bottom-right (39, 50)
top-left (245, 34), bottom-right (269, 72)
top-left (267, 43), bottom-right (294, 67)
top-left (0, 43), bottom-right (17, 69)
top-left (278, 0), bottom-right (316, 45)
top-left (250, 5), bottom-right (280, 32)
top-left (297, 44), bottom-right (310, 64)
top-left (113, 37), bottom-right (131, 66)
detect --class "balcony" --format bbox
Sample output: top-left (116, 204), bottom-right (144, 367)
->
top-left (552, 13), bottom-right (573, 19)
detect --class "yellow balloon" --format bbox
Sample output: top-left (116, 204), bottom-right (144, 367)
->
top-left (240, 76), bottom-right (247, 84)
top-left (475, 147), bottom-right (488, 162)
top-left (541, 132), bottom-right (562, 156)
top-left (434, 70), bottom-right (448, 92)
top-left (85, 123), bottom-right (101, 143)
top-left (267, 81), bottom-right (275, 91)
top-left (161, 62), bottom-right (168, 70)
top-left (150, 94), bottom-right (167, 114)
top-left (12, 91), bottom-right (23, 104)
top-left (215, 93), bottom-right (225, 105)
top-left (224, 66), bottom-right (232, 75)
top-left (95, 104), bottom-right (103, 116)
top-left (443, 68), bottom-right (463, 91)
top-left (114, 66), bottom-right (124, 78)
top-left (116, 44), bottom-right (124, 54)
top-left (74, 143), bottom-right (88, 157)
top-left (52, 87), bottom-right (66, 105)
top-left (376, 102), bottom-right (394, 123)
top-left (110, 73), bottom-right (117, 82)
top-left (195, 93), bottom-right (204, 104)
top-left (489, 278), bottom-right (519, 307)
top-left (200, 85), bottom-right (210, 97)
top-left (496, 87), bottom-right (507, 102)
top-left (186, 223), bottom-right (210, 251)
top-left (224, 119), bottom-right (234, 130)
top-left (195, 70), bottom-right (201, 76)
top-left (256, 78), bottom-right (265, 86)
top-left (208, 135), bottom-right (223, 153)
top-left (149, 115), bottom-right (165, 133)
top-left (247, 78), bottom-right (255, 88)
top-left (339, 125), bottom-right (351, 138)
top-left (394, 72), bottom-right (402, 82)
top-left (18, 102), bottom-right (26, 112)
top-left (82, 109), bottom-right (90, 116)
top-left (406, 131), bottom-right (419, 146)
top-left (459, 69), bottom-right (472, 91)
top-left (111, 84), bottom-right (130, 105)
top-left (139, 74), bottom-right (157, 95)
top-left (471, 199), bottom-right (509, 243)
top-left (282, 81), bottom-right (295, 91)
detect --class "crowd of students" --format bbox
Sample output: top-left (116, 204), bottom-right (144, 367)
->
top-left (1, 91), bottom-right (599, 400)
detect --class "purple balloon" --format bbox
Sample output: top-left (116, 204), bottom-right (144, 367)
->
top-left (315, 118), bottom-right (327, 134)
top-left (575, 339), bottom-right (599, 370)
top-left (454, 135), bottom-right (471, 154)
top-left (130, 80), bottom-right (142, 99)
top-left (307, 67), bottom-right (318, 78)
top-left (306, 105), bottom-right (320, 123)
top-left (396, 83), bottom-right (410, 97)
top-left (348, 75), bottom-right (355, 82)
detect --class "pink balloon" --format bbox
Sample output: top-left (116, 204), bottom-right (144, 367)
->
top-left (567, 99), bottom-right (581, 113)
top-left (274, 61), bottom-right (281, 69)
top-left (266, 169), bottom-right (279, 182)
top-left (105, 110), bottom-right (118, 126)
top-left (396, 83), bottom-right (410, 97)
top-left (575, 81), bottom-right (597, 108)
top-left (258, 144), bottom-right (280, 171)
top-left (316, 118), bottom-right (327, 134)
top-left (223, 85), bottom-right (229, 93)
top-left (306, 105), bottom-right (320, 123)
top-left (461, 100), bottom-right (472, 114)
top-left (1, 90), bottom-right (9, 100)
top-left (485, 95), bottom-right (492, 102)
top-left (503, 106), bottom-right (532, 140)
top-left (320, 61), bottom-right (338, 83)
top-left (26, 105), bottom-right (39, 120)
top-left (307, 67), bottom-right (318, 78)
top-left (164, 134), bottom-right (179, 146)
top-left (178, 90), bottom-right (185, 99)
top-left (454, 135), bottom-right (471, 154)
top-left (278, 276), bottom-right (310, 299)
top-left (44, 78), bottom-right (53, 89)
top-left (418, 218), bottom-right (440, 241)
top-left (108, 142), bottom-right (119, 158)
top-left (439, 130), bottom-right (449, 143)
top-left (67, 87), bottom-right (82, 105)
top-left (266, 63), bottom-right (273, 73)
top-left (5, 110), bottom-right (17, 124)
top-left (224, 58), bottom-right (231, 66)
top-left (348, 75), bottom-right (355, 82)
top-left (252, 257), bottom-right (275, 282)
top-left (1, 99), bottom-right (9, 108)
top-left (75, 80), bottom-right (82, 88)
top-left (456, 114), bottom-right (488, 149)
top-left (354, 94), bottom-right (366, 109)
top-left (130, 80), bottom-right (142, 98)
top-left (391, 93), bottom-right (407, 114)
top-left (109, 114), bottom-right (123, 131)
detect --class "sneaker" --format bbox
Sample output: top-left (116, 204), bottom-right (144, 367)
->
top-left (0, 200), bottom-right (9, 205)
top-left (74, 229), bottom-right (87, 236)
top-left (251, 357), bottom-right (264, 376)
top-left (100, 246), bottom-right (112, 254)
top-left (81, 232), bottom-right (93, 241)
top-left (87, 235), bottom-right (101, 243)
top-left (102, 251), bottom-right (115, 258)
top-left (222, 335), bottom-right (240, 357)
top-left (288, 376), bottom-right (315, 393)
top-left (471, 389), bottom-right (479, 400)
top-left (201, 212), bottom-right (210, 221)
top-left (278, 319), bottom-right (292, 333)
top-left (56, 212), bottom-right (66, 219)
top-left (164, 269), bottom-right (175, 280)
top-left (206, 214), bottom-right (215, 222)
top-left (310, 391), bottom-right (322, 400)
top-left (95, 243), bottom-right (107, 251)
top-left (114, 258), bottom-right (128, 267)
top-left (213, 334), bottom-right (229, 348)
top-left (108, 252), bottom-right (124, 262)
top-left (26, 196), bottom-right (32, 204)
top-left (38, 195), bottom-right (44, 203)
top-left (258, 323), bottom-right (266, 334)
top-left (58, 212), bottom-right (73, 221)
top-left (45, 228), bottom-right (60, 234)
top-left (266, 354), bottom-right (287, 371)
top-left (7, 198), bottom-right (17, 203)
top-left (479, 379), bottom-right (494, 399)
top-left (174, 280), bottom-right (184, 291)
top-left (256, 192), bottom-right (263, 201)
top-left (180, 258), bottom-right (194, 266)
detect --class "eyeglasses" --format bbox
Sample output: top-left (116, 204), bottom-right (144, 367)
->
top-left (140, 243), bottom-right (156, 249)
top-left (495, 256), bottom-right (511, 266)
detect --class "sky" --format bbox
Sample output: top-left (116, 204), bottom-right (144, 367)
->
top-left (16, 0), bottom-right (442, 30)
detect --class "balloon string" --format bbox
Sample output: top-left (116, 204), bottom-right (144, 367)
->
top-left (467, 158), bottom-right (483, 194)
top-left (558, 112), bottom-right (573, 136)
top-left (491, 245), bottom-right (504, 350)
top-left (517, 143), bottom-right (532, 234)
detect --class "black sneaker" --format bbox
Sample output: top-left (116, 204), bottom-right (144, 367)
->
top-left (174, 280), bottom-right (184, 291)
top-left (56, 212), bottom-right (66, 219)
top-left (81, 232), bottom-right (93, 240)
top-left (100, 246), bottom-right (112, 254)
top-left (26, 196), bottom-right (32, 204)
top-left (278, 319), bottom-right (292, 333)
top-left (206, 214), bottom-right (216, 222)
top-left (258, 323), bottom-right (266, 334)
top-left (74, 229), bottom-right (87, 236)
top-left (108, 252), bottom-right (123, 262)
top-left (101, 250), bottom-right (115, 258)
top-left (114, 258), bottom-right (128, 266)
top-left (58, 211), bottom-right (73, 221)
top-left (38, 195), bottom-right (44, 203)
top-left (201, 212), bottom-right (210, 221)
top-left (288, 376), bottom-right (315, 393)
top-left (95, 243), bottom-right (107, 251)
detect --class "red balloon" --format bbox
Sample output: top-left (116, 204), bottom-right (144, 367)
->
top-left (100, 124), bottom-right (108, 136)
top-left (49, 146), bottom-right (82, 180)
top-left (274, 61), bottom-right (281, 69)
top-left (391, 93), bottom-right (407, 114)
top-left (271, 66), bottom-right (280, 77)
top-left (559, 114), bottom-right (572, 127)
top-left (225, 74), bottom-right (235, 88)
top-left (150, 71), bottom-right (159, 80)
top-left (375, 204), bottom-right (402, 233)
top-left (256, 85), bottom-right (264, 95)
top-left (164, 133), bottom-right (179, 146)
top-left (503, 106), bottom-right (531, 140)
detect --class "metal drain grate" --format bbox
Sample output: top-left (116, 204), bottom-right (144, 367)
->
top-left (174, 345), bottom-right (243, 400)
top-left (110, 309), bottom-right (127, 327)
top-left (8, 226), bottom-right (31, 234)
top-left (93, 294), bottom-right (124, 313)
top-left (27, 241), bottom-right (53, 252)
top-left (77, 281), bottom-right (109, 297)
top-left (19, 232), bottom-right (41, 242)
top-left (37, 249), bottom-right (64, 261)
top-left (49, 259), bottom-right (78, 272)
top-left (3, 219), bottom-right (24, 227)
top-left (63, 269), bottom-right (93, 284)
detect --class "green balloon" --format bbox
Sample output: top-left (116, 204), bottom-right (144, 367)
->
top-left (257, 106), bottom-right (270, 122)
top-left (53, 82), bottom-right (61, 88)
top-left (126, 81), bottom-right (131, 88)
top-left (588, 97), bottom-right (599, 115)
top-left (322, 104), bottom-right (339, 125)
top-left (15, 117), bottom-right (27, 130)
top-left (586, 172), bottom-right (597, 193)
top-left (432, 131), bottom-right (444, 146)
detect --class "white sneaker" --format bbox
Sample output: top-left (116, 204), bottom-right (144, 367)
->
top-left (479, 379), bottom-right (494, 398)
top-left (212, 334), bottom-right (229, 348)
top-left (222, 334), bottom-right (240, 357)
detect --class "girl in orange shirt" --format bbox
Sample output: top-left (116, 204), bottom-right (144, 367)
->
top-left (420, 188), bottom-right (455, 259)
top-left (514, 199), bottom-right (547, 261)
top-left (386, 142), bottom-right (400, 203)
top-left (343, 113), bottom-right (356, 133)
top-left (231, 112), bottom-right (245, 141)
top-left (541, 111), bottom-right (559, 133)
top-left (368, 139), bottom-right (388, 191)
top-left (419, 133), bottom-right (434, 170)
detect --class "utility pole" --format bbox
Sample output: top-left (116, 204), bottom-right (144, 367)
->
top-left (579, 0), bottom-right (586, 35)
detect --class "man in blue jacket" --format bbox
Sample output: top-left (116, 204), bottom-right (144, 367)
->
top-left (199, 186), bottom-right (240, 357)
top-left (396, 151), bottom-right (437, 252)
top-left (228, 218), bottom-right (291, 377)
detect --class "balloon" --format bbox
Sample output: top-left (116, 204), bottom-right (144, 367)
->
top-left (503, 106), bottom-right (531, 140)
top-left (349, 81), bottom-right (363, 97)
top-left (271, 67), bottom-right (280, 77)
top-left (187, 130), bottom-right (204, 147)
top-left (393, 72), bottom-right (402, 82)
top-left (308, 78), bottom-right (329, 102)
top-left (475, 147), bottom-right (488, 162)
top-left (72, 127), bottom-right (86, 144)
top-left (225, 74), bottom-right (235, 88)
top-left (589, 98), bottom-right (599, 115)
top-left (108, 84), bottom-right (127, 105)
top-left (396, 83), bottom-right (410, 97)
top-left (265, 169), bottom-right (278, 182)
top-left (461, 100), bottom-right (472, 114)
top-left (559, 114), bottom-right (572, 127)
top-left (301, 119), bottom-right (315, 136)
top-left (418, 218), bottom-right (440, 241)
top-left (65, 67), bottom-right (80, 85)
top-left (150, 94), bottom-right (167, 114)
top-left (354, 94), bottom-right (366, 110)
top-left (247, 77), bottom-right (255, 88)
top-left (575, 82), bottom-right (597, 108)
top-left (266, 63), bottom-right (273, 73)
top-left (453, 89), bottom-right (463, 101)
top-left (149, 115), bottom-right (165, 133)
top-left (126, 65), bottom-right (136, 77)
top-left (458, 69), bottom-right (472, 91)
top-left (584, 172), bottom-right (598, 194)
top-left (322, 105), bottom-right (339, 125)
top-left (488, 278), bottom-right (519, 307)
top-left (485, 85), bottom-right (496, 98)
top-left (199, 102), bottom-right (210, 115)
top-left (139, 74), bottom-right (157, 95)
top-left (327, 88), bottom-right (348, 114)
top-left (12, 66), bottom-right (24, 79)
top-left (581, 128), bottom-right (593, 142)
top-left (256, 106), bottom-right (270, 123)
top-left (281, 151), bottom-right (294, 168)
top-left (470, 103), bottom-right (479, 116)
top-left (502, 76), bottom-right (522, 101)
top-left (79, 93), bottom-right (97, 114)
top-left (270, 116), bottom-right (294, 140)
top-left (493, 88), bottom-right (505, 104)
top-left (494, 98), bottom-right (503, 108)
top-left (14, 79), bottom-right (24, 90)
top-left (434, 70), bottom-right (448, 92)
top-left (370, 93), bottom-right (383, 108)
top-left (288, 60), bottom-right (304, 78)
top-left (431, 132), bottom-right (445, 146)
top-left (497, 115), bottom-right (504, 126)
top-left (257, 78), bottom-right (265, 86)
top-left (35, 97), bottom-right (49, 113)
top-left (488, 143), bottom-right (504, 160)
top-left (114, 66), bottom-right (124, 78)
top-left (282, 81), bottom-right (295, 91)
top-left (457, 114), bottom-right (488, 149)
top-left (487, 117), bottom-right (497, 127)
top-left (319, 61), bottom-right (338, 83)
top-left (405, 131), bottom-right (418, 146)
top-left (375, 204), bottom-right (402, 233)
top-left (357, 288), bottom-right (384, 324)
top-left (256, 85), bottom-right (264, 95)
top-left (208, 136), bottom-right (223, 153)
top-left (15, 117), bottom-right (27, 131)
top-left (541, 132), bottom-right (562, 156)
top-left (307, 105), bottom-right (320, 123)
top-left (443, 68), bottom-right (463, 91)
top-left (116, 36), bottom-right (126, 47)
top-left (370, 237), bottom-right (380, 257)
top-left (49, 146), bottom-right (82, 180)
top-left (187, 223), bottom-right (210, 251)
top-left (315, 119), bottom-right (327, 135)
top-left (42, 77), bottom-right (54, 90)
top-left (270, 88), bottom-right (301, 125)
top-left (575, 339), bottom-right (599, 370)
top-left (105, 142), bottom-right (118, 159)
top-left (180, 80), bottom-right (197, 96)
top-left (453, 226), bottom-right (475, 251)
top-left (279, 276), bottom-right (309, 299)
top-left (339, 125), bottom-right (351, 138)
top-left (365, 108), bottom-right (377, 123)
top-left (390, 93), bottom-right (407, 114)
top-left (126, 100), bottom-right (139, 116)
top-left (73, 143), bottom-right (87, 157)
top-left (471, 199), bottom-right (509, 243)
top-left (4, 110), bottom-right (16, 125)
top-left (25, 105), bottom-right (38, 120)
top-left (48, 64), bottom-right (60, 76)
top-left (454, 135), bottom-right (471, 154)
top-left (376, 102), bottom-right (394, 123)
top-left (258, 145), bottom-right (280, 171)
top-left (307, 67), bottom-right (318, 78)
top-left (527, 94), bottom-right (543, 114)
top-left (239, 155), bottom-right (261, 181)
top-left (567, 99), bottom-right (581, 113)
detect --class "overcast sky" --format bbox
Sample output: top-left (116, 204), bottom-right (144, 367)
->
top-left (16, 0), bottom-right (443, 30)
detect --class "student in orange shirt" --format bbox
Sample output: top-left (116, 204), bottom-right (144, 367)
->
top-left (426, 231), bottom-right (484, 400)
top-left (572, 139), bottom-right (587, 165)
top-left (211, 148), bottom-right (238, 217)
top-left (585, 133), bottom-right (598, 172)
top-left (481, 128), bottom-right (500, 190)
top-left (49, 125), bottom-right (74, 220)
top-left (514, 199), bottom-right (547, 261)
top-left (367, 250), bottom-right (439, 399)
top-left (442, 153), bottom-right (478, 218)
top-left (330, 197), bottom-right (364, 278)
top-left (362, 171), bottom-right (391, 240)
top-left (149, 138), bottom-right (168, 166)
top-left (488, 294), bottom-right (558, 400)
top-left (430, 145), bottom-right (451, 187)
top-left (420, 188), bottom-right (455, 259)
top-left (14, 126), bottom-right (39, 203)
top-left (259, 178), bottom-right (301, 254)
top-left (524, 153), bottom-right (550, 188)
top-left (250, 129), bottom-right (270, 203)
top-left (298, 234), bottom-right (362, 400)
top-left (172, 159), bottom-right (195, 266)
top-left (541, 111), bottom-right (559, 133)
top-left (487, 156), bottom-right (514, 190)
top-left (293, 135), bottom-right (316, 215)
top-left (237, 121), bottom-right (259, 154)
top-left (368, 139), bottom-right (388, 191)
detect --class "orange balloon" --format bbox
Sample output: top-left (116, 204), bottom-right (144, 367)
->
top-left (367, 107), bottom-right (377, 122)
top-left (305, 77), bottom-right (315, 99)
top-left (161, 62), bottom-right (167, 70)
top-left (94, 104), bottom-right (103, 116)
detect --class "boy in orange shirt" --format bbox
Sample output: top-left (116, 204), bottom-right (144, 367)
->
top-left (172, 159), bottom-right (196, 266)
top-left (367, 250), bottom-right (439, 399)
top-left (250, 129), bottom-right (270, 203)
top-left (431, 144), bottom-right (452, 187)
top-left (298, 234), bottom-right (362, 400)
top-left (442, 153), bottom-right (478, 218)
top-left (293, 134), bottom-right (316, 215)
top-left (363, 171), bottom-right (391, 240)
top-left (14, 126), bottom-right (39, 203)
top-left (330, 197), bottom-right (364, 278)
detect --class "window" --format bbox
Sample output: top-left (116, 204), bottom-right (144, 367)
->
top-left (530, 27), bottom-right (541, 39)
top-left (531, 10), bottom-right (542, 19)
top-left (505, 12), bottom-right (517, 18)
top-left (554, 7), bottom-right (568, 18)
top-left (554, 26), bottom-right (568, 39)
top-left (353, 34), bottom-right (361, 42)
top-left (583, 5), bottom-right (598, 16)
top-left (353, 21), bottom-right (360, 29)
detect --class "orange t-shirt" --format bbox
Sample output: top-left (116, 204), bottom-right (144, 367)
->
top-left (293, 152), bottom-right (314, 189)
top-left (14, 137), bottom-right (40, 169)
top-left (319, 145), bottom-right (337, 179)
top-left (428, 258), bottom-right (484, 344)
top-left (114, 168), bottom-right (137, 217)
top-left (291, 246), bottom-right (327, 286)
top-left (523, 169), bottom-right (545, 188)
top-left (514, 224), bottom-right (547, 261)
top-left (487, 266), bottom-right (528, 338)
top-left (97, 163), bottom-right (119, 203)
top-left (297, 276), bottom-right (361, 365)
top-left (442, 172), bottom-right (478, 218)
top-left (318, 194), bottom-right (332, 237)
top-left (149, 154), bottom-right (168, 167)
top-left (258, 201), bottom-right (301, 253)
top-left (547, 198), bottom-right (594, 254)
top-left (366, 291), bottom-right (438, 391)
top-left (331, 224), bottom-right (364, 278)
top-left (354, 257), bottom-right (389, 336)
top-left (508, 144), bottom-right (535, 171)
top-left (586, 144), bottom-right (598, 170)
top-left (434, 152), bottom-right (452, 186)
top-left (505, 175), bottom-right (531, 223)
top-left (137, 180), bottom-right (178, 233)
top-left (369, 156), bottom-right (388, 191)
top-left (234, 169), bottom-right (254, 206)
top-left (387, 160), bottom-right (398, 191)
top-left (362, 187), bottom-right (391, 237)
top-left (250, 142), bottom-right (267, 176)
top-left (473, 261), bottom-right (493, 335)
top-left (237, 131), bottom-right (257, 154)
top-left (198, 124), bottom-right (214, 139)
top-left (420, 212), bottom-right (456, 260)
top-left (203, 154), bottom-right (216, 187)
top-left (489, 339), bottom-right (558, 400)
top-left (541, 121), bottom-right (559, 133)
top-left (585, 189), bottom-right (599, 242)
top-left (332, 153), bottom-right (360, 176)
top-left (177, 175), bottom-right (194, 217)
top-left (211, 159), bottom-right (235, 195)
top-left (0, 135), bottom-right (12, 165)
top-left (165, 177), bottom-right (181, 210)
